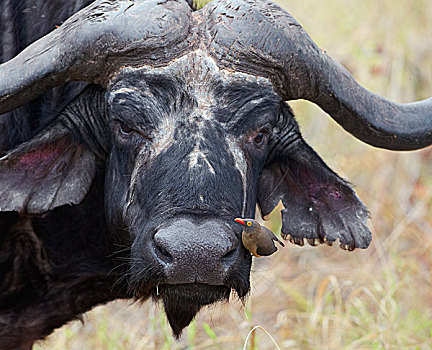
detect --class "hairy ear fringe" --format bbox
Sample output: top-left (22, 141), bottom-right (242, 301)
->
top-left (258, 139), bottom-right (371, 251)
top-left (0, 126), bottom-right (95, 214)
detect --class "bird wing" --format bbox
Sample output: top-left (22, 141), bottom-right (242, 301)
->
top-left (256, 243), bottom-right (277, 257)
top-left (272, 234), bottom-right (285, 247)
top-left (263, 226), bottom-right (285, 247)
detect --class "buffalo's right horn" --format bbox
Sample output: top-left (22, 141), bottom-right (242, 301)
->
top-left (0, 0), bottom-right (192, 115)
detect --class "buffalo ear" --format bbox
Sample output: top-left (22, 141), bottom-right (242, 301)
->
top-left (0, 122), bottom-right (95, 214)
top-left (257, 138), bottom-right (371, 250)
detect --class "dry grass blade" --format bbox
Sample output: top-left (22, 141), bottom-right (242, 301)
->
top-left (243, 326), bottom-right (281, 350)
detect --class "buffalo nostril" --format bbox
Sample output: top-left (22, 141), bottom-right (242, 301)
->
top-left (155, 242), bottom-right (173, 263)
top-left (222, 246), bottom-right (236, 261)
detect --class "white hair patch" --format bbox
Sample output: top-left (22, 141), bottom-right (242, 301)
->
top-left (226, 136), bottom-right (248, 217)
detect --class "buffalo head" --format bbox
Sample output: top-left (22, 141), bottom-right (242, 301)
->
top-left (0, 0), bottom-right (431, 337)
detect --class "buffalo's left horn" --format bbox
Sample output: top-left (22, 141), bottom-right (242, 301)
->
top-left (0, 0), bottom-right (191, 115)
top-left (267, 4), bottom-right (432, 150)
top-left (284, 43), bottom-right (432, 151)
top-left (208, 0), bottom-right (432, 151)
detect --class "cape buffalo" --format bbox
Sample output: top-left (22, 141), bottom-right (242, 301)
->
top-left (0, 0), bottom-right (431, 348)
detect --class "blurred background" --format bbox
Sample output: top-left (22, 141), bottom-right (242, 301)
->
top-left (36, 0), bottom-right (432, 348)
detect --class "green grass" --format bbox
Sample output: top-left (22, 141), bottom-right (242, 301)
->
top-left (192, 0), bottom-right (212, 9)
top-left (35, 0), bottom-right (432, 349)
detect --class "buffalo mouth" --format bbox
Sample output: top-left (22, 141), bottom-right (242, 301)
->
top-left (151, 283), bottom-right (237, 337)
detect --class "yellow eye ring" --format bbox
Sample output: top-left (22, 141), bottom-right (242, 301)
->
top-left (247, 222), bottom-right (252, 226)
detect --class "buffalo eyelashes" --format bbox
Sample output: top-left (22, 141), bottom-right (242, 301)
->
top-left (114, 121), bottom-right (152, 141)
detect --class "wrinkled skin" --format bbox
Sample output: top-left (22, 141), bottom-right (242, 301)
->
top-left (0, 1), bottom-right (375, 348)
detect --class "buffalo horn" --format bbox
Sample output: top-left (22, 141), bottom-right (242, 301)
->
top-left (0, 0), bottom-right (191, 115)
top-left (270, 4), bottom-right (432, 150)
top-left (283, 43), bottom-right (432, 150)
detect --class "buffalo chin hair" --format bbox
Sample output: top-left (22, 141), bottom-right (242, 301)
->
top-left (152, 284), bottom-right (231, 337)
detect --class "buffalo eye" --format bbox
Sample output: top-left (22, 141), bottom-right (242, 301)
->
top-left (114, 121), bottom-right (153, 142)
top-left (254, 132), bottom-right (264, 145)
top-left (253, 128), bottom-right (270, 148)
top-left (118, 121), bottom-right (133, 135)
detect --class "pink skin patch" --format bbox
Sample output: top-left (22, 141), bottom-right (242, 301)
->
top-left (19, 146), bottom-right (59, 167)
top-left (329, 188), bottom-right (342, 199)
top-left (17, 137), bottom-right (71, 176)
top-left (308, 182), bottom-right (344, 208)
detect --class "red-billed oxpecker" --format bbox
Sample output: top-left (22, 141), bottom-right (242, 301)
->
top-left (235, 218), bottom-right (284, 257)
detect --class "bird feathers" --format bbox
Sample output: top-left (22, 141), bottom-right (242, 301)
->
top-left (236, 218), bottom-right (284, 257)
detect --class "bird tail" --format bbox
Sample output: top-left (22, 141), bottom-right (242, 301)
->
top-left (275, 235), bottom-right (285, 247)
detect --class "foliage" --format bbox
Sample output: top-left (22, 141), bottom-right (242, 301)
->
top-left (193, 0), bottom-right (213, 9)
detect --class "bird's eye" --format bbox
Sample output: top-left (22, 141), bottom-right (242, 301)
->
top-left (247, 222), bottom-right (252, 226)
